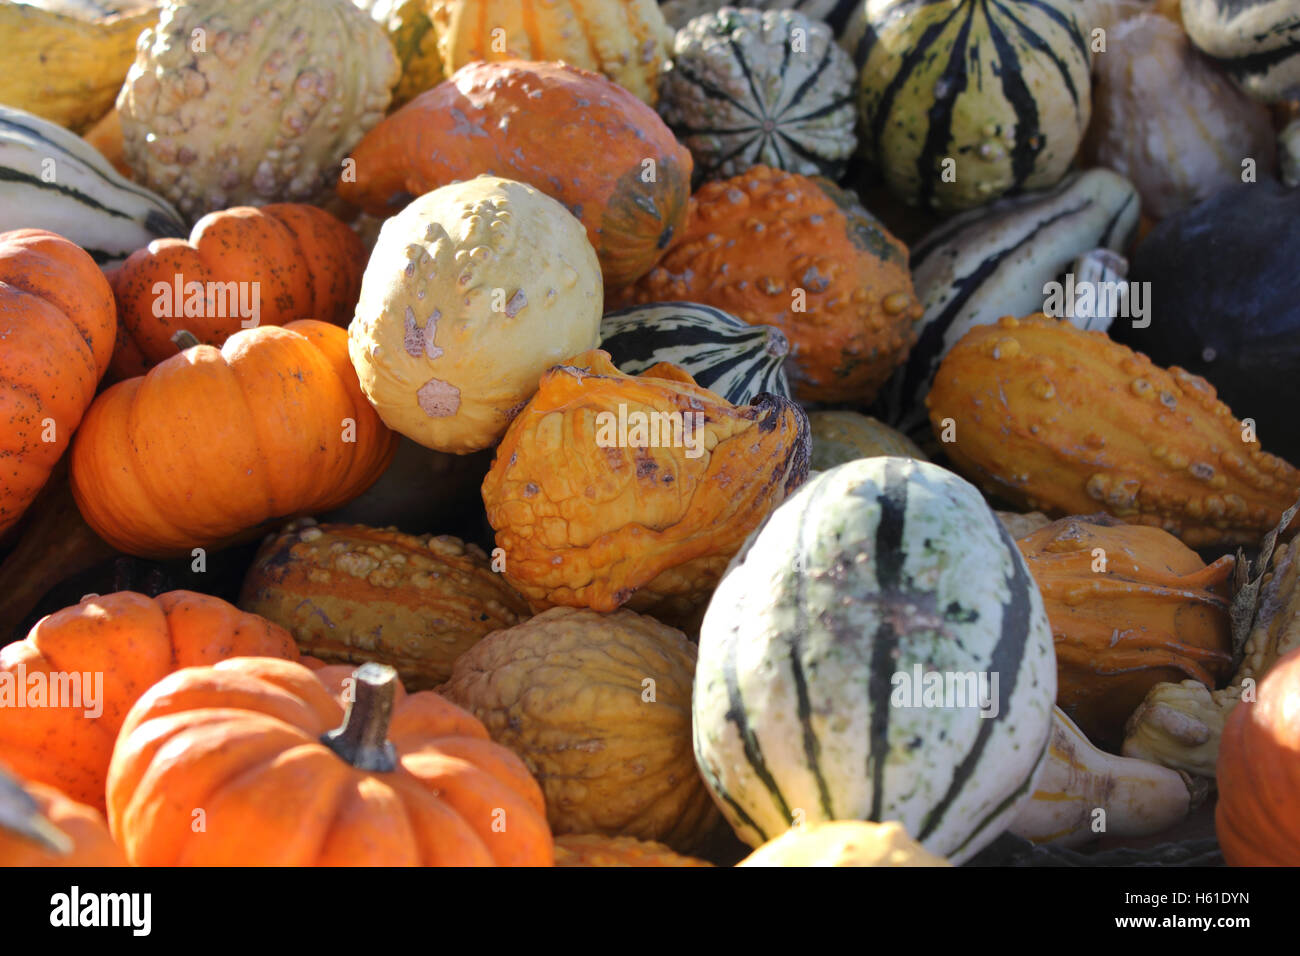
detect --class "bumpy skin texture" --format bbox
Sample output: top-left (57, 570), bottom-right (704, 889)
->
top-left (348, 176), bottom-right (602, 454)
top-left (1216, 646), bottom-right (1300, 865)
top-left (609, 167), bottom-right (922, 403)
top-left (738, 821), bottom-right (951, 867)
top-left (481, 349), bottom-right (810, 614)
top-left (239, 519), bottom-right (531, 690)
top-left (0, 230), bottom-right (116, 538)
top-left (1017, 516), bottom-right (1234, 749)
top-left (440, 607), bottom-right (720, 853)
top-left (338, 60), bottom-right (692, 288)
top-left (1082, 15), bottom-right (1275, 220)
top-left (1125, 536), bottom-right (1300, 777)
top-left (429, 0), bottom-right (671, 105)
top-left (0, 773), bottom-right (126, 867)
top-left (70, 321), bottom-right (397, 558)
top-left (0, 591), bottom-right (298, 811)
top-left (808, 411), bottom-right (927, 471)
top-left (107, 203), bottom-right (365, 379)
top-left (658, 8), bottom-right (857, 180)
top-left (926, 315), bottom-right (1300, 547)
top-left (116, 0), bottom-right (399, 220)
top-left (107, 657), bottom-right (554, 865)
top-left (553, 833), bottom-right (713, 866)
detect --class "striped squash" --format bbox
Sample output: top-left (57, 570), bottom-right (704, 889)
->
top-left (0, 105), bottom-right (185, 266)
top-left (693, 456), bottom-right (1057, 864)
top-left (658, 8), bottom-right (857, 180)
top-left (877, 168), bottom-right (1139, 433)
top-left (841, 0), bottom-right (1092, 211)
top-left (600, 302), bottom-right (792, 405)
top-left (1181, 0), bottom-right (1300, 102)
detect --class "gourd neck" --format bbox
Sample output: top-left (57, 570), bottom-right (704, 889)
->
top-left (321, 663), bottom-right (399, 772)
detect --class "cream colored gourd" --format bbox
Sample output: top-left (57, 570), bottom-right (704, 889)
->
top-left (738, 821), bottom-right (952, 867)
top-left (348, 176), bottom-right (603, 454)
top-left (1010, 707), bottom-right (1192, 847)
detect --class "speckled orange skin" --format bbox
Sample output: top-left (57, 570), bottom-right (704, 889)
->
top-left (480, 349), bottom-right (809, 614)
top-left (926, 315), bottom-right (1300, 547)
top-left (107, 657), bottom-right (554, 866)
top-left (554, 833), bottom-right (713, 867)
top-left (338, 59), bottom-right (691, 288)
top-left (0, 775), bottom-right (125, 867)
top-left (1018, 516), bottom-right (1234, 749)
top-left (0, 591), bottom-right (299, 811)
top-left (608, 166), bottom-right (923, 403)
top-left (107, 204), bottom-right (365, 380)
top-left (429, 0), bottom-right (671, 106)
top-left (70, 321), bottom-right (397, 558)
top-left (440, 606), bottom-right (719, 853)
top-left (239, 520), bottom-right (531, 689)
top-left (0, 230), bottom-right (116, 539)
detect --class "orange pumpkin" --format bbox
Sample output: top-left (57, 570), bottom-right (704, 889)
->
top-left (338, 59), bottom-right (692, 288)
top-left (0, 765), bottom-right (125, 867)
top-left (0, 229), bottom-right (116, 538)
top-left (69, 320), bottom-right (397, 557)
top-left (0, 591), bottom-right (300, 811)
top-left (608, 166), bottom-right (923, 403)
top-left (107, 659), bottom-right (554, 866)
top-left (1216, 646), bottom-right (1300, 865)
top-left (1017, 516), bottom-right (1235, 749)
top-left (107, 204), bottom-right (364, 379)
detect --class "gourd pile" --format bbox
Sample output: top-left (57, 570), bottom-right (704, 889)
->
top-left (1, 0), bottom-right (1298, 869)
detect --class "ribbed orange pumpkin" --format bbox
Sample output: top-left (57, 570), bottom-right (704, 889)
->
top-left (608, 166), bottom-right (923, 403)
top-left (338, 60), bottom-right (691, 288)
top-left (69, 320), bottom-right (397, 557)
top-left (1018, 516), bottom-right (1235, 749)
top-left (0, 766), bottom-right (125, 867)
top-left (0, 229), bottom-right (116, 539)
top-left (107, 204), bottom-right (364, 379)
top-left (107, 659), bottom-right (554, 866)
top-left (1216, 646), bottom-right (1300, 865)
top-left (0, 591), bottom-right (300, 811)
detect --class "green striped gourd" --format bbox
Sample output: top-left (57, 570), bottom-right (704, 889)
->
top-left (600, 302), bottom-right (792, 405)
top-left (841, 0), bottom-right (1092, 212)
top-left (0, 104), bottom-right (186, 266)
top-left (658, 7), bottom-right (857, 180)
top-left (693, 456), bottom-right (1057, 864)
top-left (878, 168), bottom-right (1139, 432)
top-left (1181, 0), bottom-right (1300, 102)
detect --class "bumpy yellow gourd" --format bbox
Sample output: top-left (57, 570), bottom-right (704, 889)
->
top-left (349, 176), bottom-right (603, 454)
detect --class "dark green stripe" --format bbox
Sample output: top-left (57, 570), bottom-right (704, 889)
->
top-left (917, 518), bottom-right (1039, 840)
top-left (916, 1), bottom-right (978, 209)
top-left (670, 61), bottom-right (760, 122)
top-left (992, 0), bottom-right (1082, 111)
top-left (982, 0), bottom-right (1042, 192)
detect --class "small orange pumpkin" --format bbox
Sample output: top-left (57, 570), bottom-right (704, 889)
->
top-left (106, 204), bottom-right (365, 379)
top-left (0, 765), bottom-right (125, 867)
top-left (0, 229), bottom-right (116, 539)
top-left (1216, 646), bottom-right (1300, 866)
top-left (107, 659), bottom-right (554, 866)
top-left (69, 320), bottom-right (397, 557)
top-left (608, 166), bottom-right (923, 403)
top-left (0, 591), bottom-right (300, 810)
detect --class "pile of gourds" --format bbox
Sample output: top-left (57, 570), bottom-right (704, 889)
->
top-left (1, 0), bottom-right (1298, 868)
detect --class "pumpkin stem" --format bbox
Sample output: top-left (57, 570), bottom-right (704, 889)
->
top-left (321, 663), bottom-right (399, 772)
top-left (171, 330), bottom-right (201, 350)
